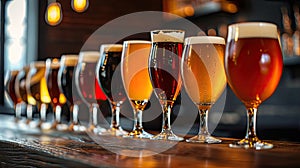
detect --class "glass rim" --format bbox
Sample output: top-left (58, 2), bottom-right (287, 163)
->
top-left (30, 61), bottom-right (45, 68)
top-left (228, 22), bottom-right (277, 29)
top-left (61, 55), bottom-right (78, 66)
top-left (151, 29), bottom-right (185, 33)
top-left (100, 44), bottom-right (123, 52)
top-left (123, 40), bottom-right (151, 44)
top-left (79, 51), bottom-right (100, 62)
top-left (185, 36), bottom-right (225, 45)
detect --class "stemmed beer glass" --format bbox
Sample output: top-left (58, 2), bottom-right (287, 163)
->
top-left (225, 22), bottom-right (283, 149)
top-left (148, 30), bottom-right (185, 141)
top-left (121, 40), bottom-right (153, 138)
top-left (26, 61), bottom-right (51, 128)
top-left (45, 58), bottom-right (67, 130)
top-left (181, 36), bottom-right (226, 143)
top-left (5, 70), bottom-right (21, 121)
top-left (96, 44), bottom-right (128, 136)
top-left (75, 51), bottom-right (107, 134)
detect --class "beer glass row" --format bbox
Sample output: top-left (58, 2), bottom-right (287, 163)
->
top-left (5, 22), bottom-right (283, 150)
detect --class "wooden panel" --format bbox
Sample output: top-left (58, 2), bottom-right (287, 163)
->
top-left (38, 0), bottom-right (163, 60)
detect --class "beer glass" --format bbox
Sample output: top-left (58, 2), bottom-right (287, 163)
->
top-left (121, 40), bottom-right (153, 138)
top-left (15, 66), bottom-right (31, 124)
top-left (96, 44), bottom-right (128, 136)
top-left (26, 61), bottom-right (51, 128)
top-left (57, 55), bottom-right (83, 131)
top-left (225, 22), bottom-right (283, 149)
top-left (75, 51), bottom-right (107, 134)
top-left (45, 58), bottom-right (67, 130)
top-left (181, 36), bottom-right (226, 143)
top-left (5, 70), bottom-right (21, 121)
top-left (149, 30), bottom-right (184, 141)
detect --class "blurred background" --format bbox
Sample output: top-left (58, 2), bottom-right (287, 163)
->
top-left (0, 0), bottom-right (299, 141)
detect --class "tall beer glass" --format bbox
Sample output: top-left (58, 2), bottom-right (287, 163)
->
top-left (121, 40), bottom-right (153, 138)
top-left (225, 22), bottom-right (283, 149)
top-left (149, 30), bottom-right (184, 141)
top-left (5, 70), bottom-right (21, 121)
top-left (45, 58), bottom-right (67, 130)
top-left (26, 61), bottom-right (51, 128)
top-left (75, 51), bottom-right (107, 134)
top-left (96, 44), bottom-right (128, 136)
top-left (15, 66), bottom-right (31, 123)
top-left (181, 36), bottom-right (226, 143)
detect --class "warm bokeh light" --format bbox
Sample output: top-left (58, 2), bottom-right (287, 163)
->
top-left (71, 0), bottom-right (89, 13)
top-left (45, 2), bottom-right (62, 26)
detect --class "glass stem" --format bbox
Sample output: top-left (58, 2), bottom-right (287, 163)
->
top-left (27, 104), bottom-right (33, 121)
top-left (40, 103), bottom-right (47, 122)
top-left (245, 107), bottom-right (258, 140)
top-left (198, 108), bottom-right (210, 136)
top-left (133, 109), bottom-right (143, 131)
top-left (110, 103), bottom-right (120, 129)
top-left (72, 104), bottom-right (79, 124)
top-left (162, 102), bottom-right (173, 131)
top-left (55, 105), bottom-right (62, 123)
top-left (90, 103), bottom-right (98, 126)
top-left (15, 103), bottom-right (22, 120)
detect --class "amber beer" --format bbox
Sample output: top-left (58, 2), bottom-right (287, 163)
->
top-left (5, 70), bottom-right (20, 106)
top-left (121, 41), bottom-right (152, 104)
top-left (226, 35), bottom-right (283, 107)
top-left (182, 37), bottom-right (226, 105)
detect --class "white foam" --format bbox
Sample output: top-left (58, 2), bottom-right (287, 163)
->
top-left (185, 36), bottom-right (225, 45)
top-left (151, 30), bottom-right (185, 43)
top-left (61, 55), bottom-right (78, 66)
top-left (79, 51), bottom-right (100, 62)
top-left (100, 44), bottom-right (123, 52)
top-left (227, 22), bottom-right (278, 40)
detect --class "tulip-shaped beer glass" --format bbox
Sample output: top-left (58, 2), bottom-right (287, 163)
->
top-left (149, 30), bottom-right (185, 141)
top-left (181, 36), bottom-right (226, 143)
top-left (225, 22), bottom-right (283, 149)
top-left (96, 44), bottom-right (128, 136)
top-left (121, 40), bottom-right (153, 138)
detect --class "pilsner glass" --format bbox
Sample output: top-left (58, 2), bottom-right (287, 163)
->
top-left (121, 40), bottom-right (153, 138)
top-left (96, 44), bottom-right (128, 136)
top-left (26, 61), bottom-right (51, 128)
top-left (75, 51), bottom-right (107, 134)
top-left (149, 30), bottom-right (185, 141)
top-left (181, 36), bottom-right (226, 143)
top-left (15, 66), bottom-right (31, 123)
top-left (225, 22), bottom-right (283, 149)
top-left (57, 55), bottom-right (84, 131)
top-left (45, 58), bottom-right (67, 130)
top-left (5, 70), bottom-right (21, 121)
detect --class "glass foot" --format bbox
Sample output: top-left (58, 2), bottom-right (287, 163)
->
top-left (229, 138), bottom-right (273, 150)
top-left (55, 123), bottom-right (69, 131)
top-left (186, 134), bottom-right (221, 143)
top-left (123, 129), bottom-right (153, 139)
top-left (87, 125), bottom-right (107, 134)
top-left (101, 127), bottom-right (128, 136)
top-left (151, 129), bottom-right (184, 141)
top-left (69, 123), bottom-right (87, 132)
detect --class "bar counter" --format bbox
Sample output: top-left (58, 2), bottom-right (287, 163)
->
top-left (0, 114), bottom-right (300, 168)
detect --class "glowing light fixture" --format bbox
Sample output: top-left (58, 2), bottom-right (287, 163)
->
top-left (71, 0), bottom-right (89, 13)
top-left (45, 1), bottom-right (62, 26)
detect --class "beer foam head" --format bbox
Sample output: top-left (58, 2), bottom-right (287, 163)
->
top-left (31, 61), bottom-right (45, 68)
top-left (123, 40), bottom-right (151, 45)
top-left (100, 44), bottom-right (123, 53)
top-left (151, 30), bottom-right (185, 43)
top-left (185, 36), bottom-right (225, 45)
top-left (79, 51), bottom-right (100, 62)
top-left (61, 54), bottom-right (78, 66)
top-left (46, 58), bottom-right (60, 69)
top-left (227, 22), bottom-right (278, 40)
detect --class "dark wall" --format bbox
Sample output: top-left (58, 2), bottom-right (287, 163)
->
top-left (38, 0), bottom-right (162, 60)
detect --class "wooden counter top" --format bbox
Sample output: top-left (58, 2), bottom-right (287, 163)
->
top-left (0, 114), bottom-right (300, 168)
